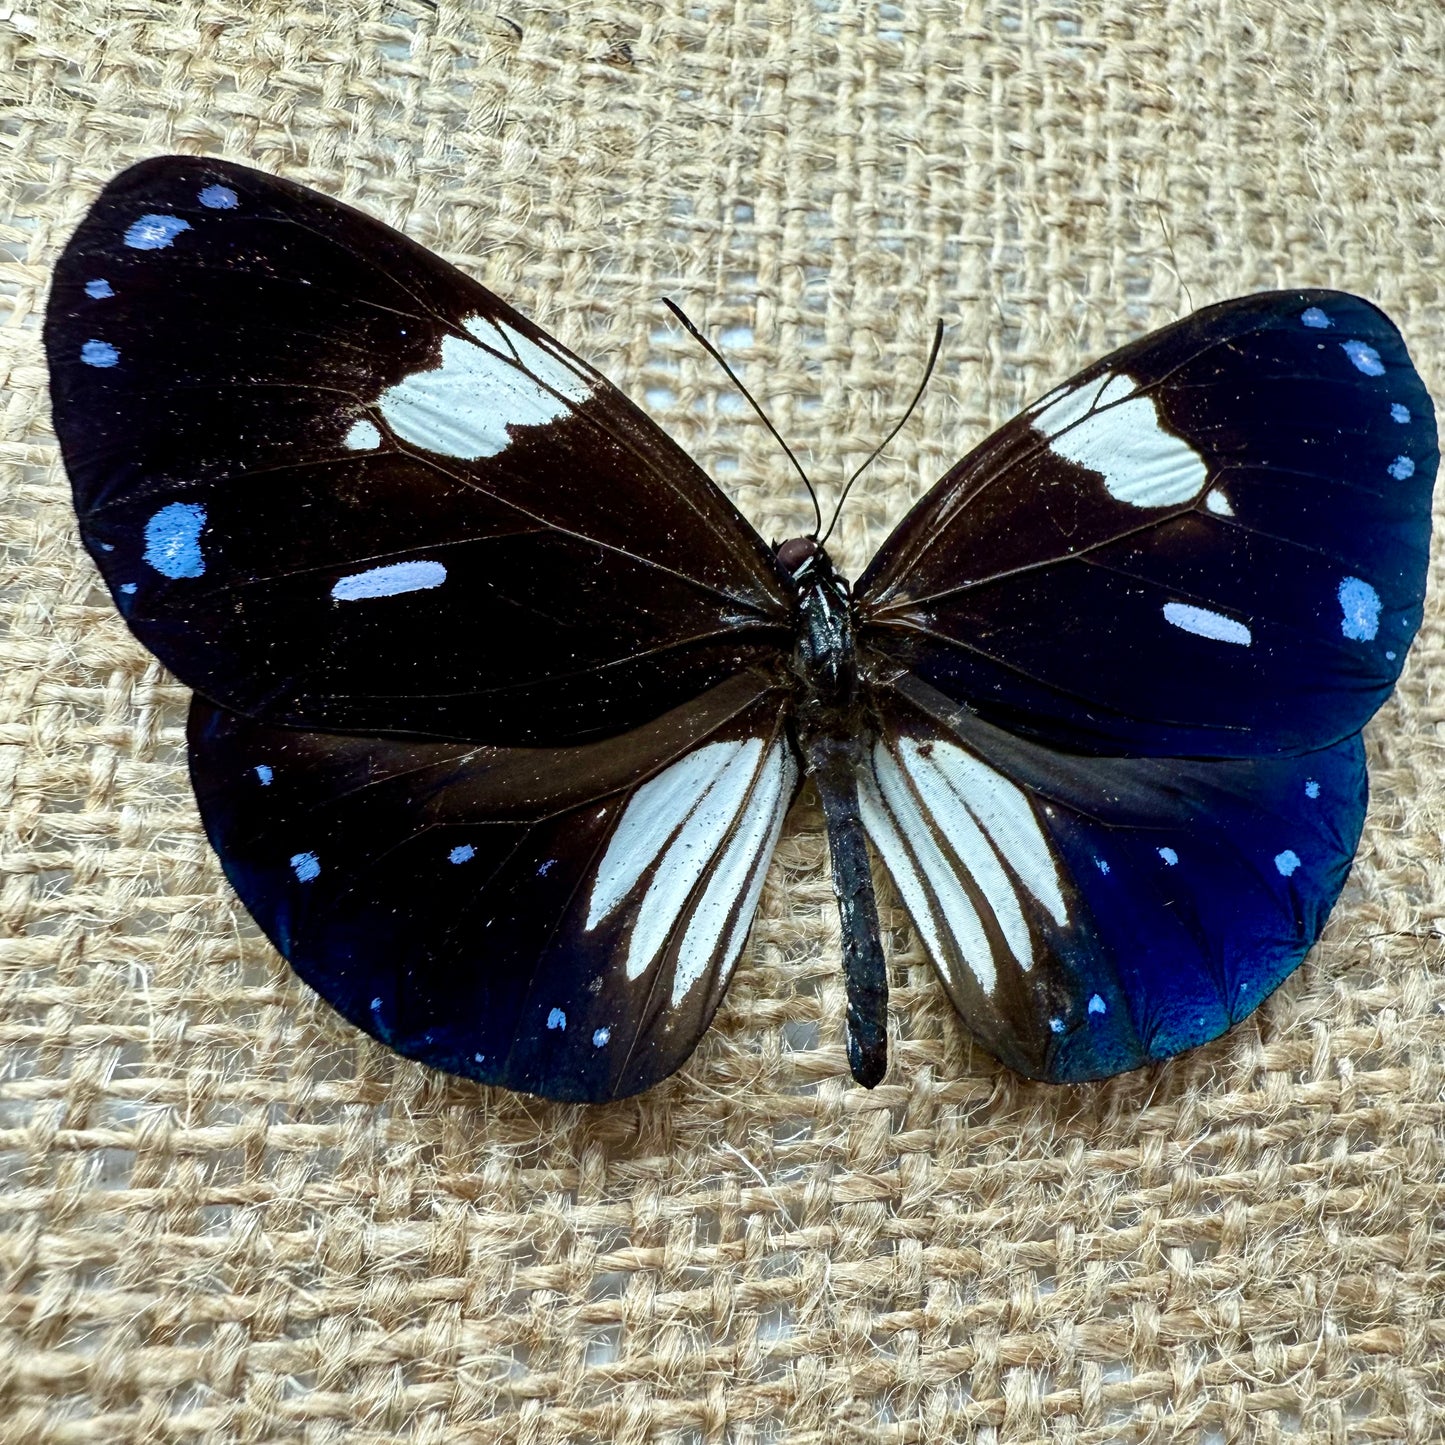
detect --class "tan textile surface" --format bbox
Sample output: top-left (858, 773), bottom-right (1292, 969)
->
top-left (1, 2), bottom-right (1442, 1441)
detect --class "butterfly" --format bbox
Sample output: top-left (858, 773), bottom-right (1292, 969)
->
top-left (44, 157), bottom-right (1437, 1102)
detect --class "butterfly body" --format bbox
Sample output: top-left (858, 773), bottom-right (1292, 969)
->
top-left (778, 537), bottom-right (891, 1085)
top-left (44, 157), bottom-right (1437, 1101)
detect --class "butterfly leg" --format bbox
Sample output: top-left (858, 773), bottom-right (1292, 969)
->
top-left (807, 735), bottom-right (888, 1088)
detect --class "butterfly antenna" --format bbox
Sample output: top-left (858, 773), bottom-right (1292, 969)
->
top-left (819, 319), bottom-right (945, 547)
top-left (663, 298), bottom-right (821, 537)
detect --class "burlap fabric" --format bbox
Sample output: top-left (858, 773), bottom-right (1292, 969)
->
top-left (1, 3), bottom-right (1441, 1441)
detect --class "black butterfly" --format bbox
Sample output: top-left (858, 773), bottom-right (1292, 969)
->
top-left (44, 158), bottom-right (1437, 1101)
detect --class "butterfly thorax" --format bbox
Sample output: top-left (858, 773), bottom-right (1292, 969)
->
top-left (781, 538), bottom-right (856, 714)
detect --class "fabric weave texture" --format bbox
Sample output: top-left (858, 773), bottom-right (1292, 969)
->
top-left (1, 2), bottom-right (1442, 1441)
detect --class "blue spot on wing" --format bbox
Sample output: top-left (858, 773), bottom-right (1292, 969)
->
top-left (198, 184), bottom-right (238, 209)
top-left (1341, 339), bottom-right (1385, 376)
top-left (290, 851), bottom-right (321, 883)
top-left (1338, 576), bottom-right (1381, 641)
top-left (123, 213), bottom-right (191, 250)
top-left (143, 502), bottom-right (207, 579)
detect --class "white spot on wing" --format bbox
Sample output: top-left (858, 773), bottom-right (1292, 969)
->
top-left (1034, 371), bottom-right (1209, 508)
top-left (344, 418), bottom-right (382, 450)
top-left (1033, 374), bottom-right (1110, 438)
top-left (1162, 601), bottom-right (1251, 646)
top-left (376, 314), bottom-right (593, 459)
top-left (1097, 374), bottom-right (1137, 406)
top-left (670, 742), bottom-right (795, 1006)
top-left (331, 560), bottom-right (447, 601)
top-left (1204, 489), bottom-right (1234, 517)
top-left (1338, 576), bottom-right (1381, 641)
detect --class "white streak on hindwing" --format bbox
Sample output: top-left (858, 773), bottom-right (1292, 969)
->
top-left (1032, 370), bottom-right (1209, 508)
top-left (928, 742), bottom-right (1069, 925)
top-left (586, 743), bottom-right (739, 931)
top-left (896, 739), bottom-right (1033, 968)
top-left (377, 314), bottom-right (593, 459)
top-left (859, 736), bottom-right (1070, 1000)
top-left (670, 742), bottom-right (797, 1006)
top-left (587, 738), bottom-right (773, 988)
top-left (871, 747), bottom-right (994, 994)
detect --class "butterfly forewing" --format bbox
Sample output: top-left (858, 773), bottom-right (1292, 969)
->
top-left (189, 672), bottom-right (800, 1101)
top-left (45, 157), bottom-right (792, 747)
top-left (858, 292), bottom-right (1437, 757)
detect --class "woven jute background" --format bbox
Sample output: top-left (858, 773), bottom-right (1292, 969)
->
top-left (1, 2), bottom-right (1442, 1441)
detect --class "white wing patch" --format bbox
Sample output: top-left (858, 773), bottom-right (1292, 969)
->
top-left (671, 742), bottom-right (796, 1005)
top-left (1032, 370), bottom-right (1208, 509)
top-left (859, 736), bottom-right (1069, 1000)
top-left (376, 314), bottom-right (593, 460)
top-left (870, 747), bottom-right (994, 993)
top-left (587, 738), bottom-right (796, 1001)
top-left (586, 742), bottom-right (741, 933)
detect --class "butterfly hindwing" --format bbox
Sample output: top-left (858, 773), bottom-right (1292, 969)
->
top-left (861, 677), bottom-right (1367, 1082)
top-left (188, 672), bottom-right (800, 1101)
top-left (858, 291), bottom-right (1437, 757)
top-left (45, 156), bottom-right (791, 746)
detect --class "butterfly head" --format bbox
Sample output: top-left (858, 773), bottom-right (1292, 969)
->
top-left (775, 534), bottom-right (820, 577)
